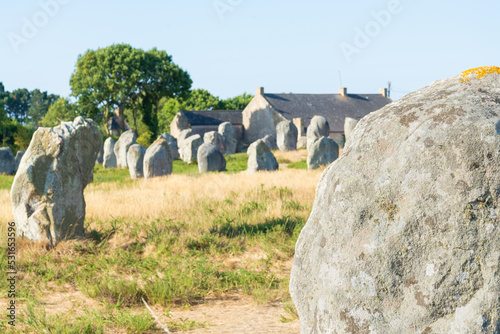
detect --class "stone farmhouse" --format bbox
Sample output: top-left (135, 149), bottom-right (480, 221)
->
top-left (243, 87), bottom-right (392, 145)
top-left (170, 86), bottom-right (392, 147)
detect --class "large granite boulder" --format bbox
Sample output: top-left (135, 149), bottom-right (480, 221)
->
top-left (204, 131), bottom-right (226, 155)
top-left (11, 117), bottom-right (101, 244)
top-left (218, 122), bottom-right (237, 155)
top-left (290, 70), bottom-right (500, 333)
top-left (276, 120), bottom-right (298, 151)
top-left (197, 143), bottom-right (226, 173)
top-left (0, 147), bottom-right (16, 175)
top-left (158, 133), bottom-right (179, 160)
top-left (180, 134), bottom-right (202, 164)
top-left (144, 139), bottom-right (172, 179)
top-left (247, 139), bottom-right (279, 174)
top-left (14, 150), bottom-right (24, 172)
top-left (306, 115), bottom-right (330, 152)
top-left (103, 137), bottom-right (117, 169)
top-left (127, 144), bottom-right (147, 179)
top-left (114, 130), bottom-right (137, 168)
top-left (306, 136), bottom-right (339, 171)
top-left (344, 116), bottom-right (360, 144)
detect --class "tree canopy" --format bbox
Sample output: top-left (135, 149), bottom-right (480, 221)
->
top-left (70, 44), bottom-right (192, 135)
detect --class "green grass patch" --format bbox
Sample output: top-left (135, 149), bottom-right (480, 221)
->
top-left (225, 153), bottom-right (248, 173)
top-left (287, 159), bottom-right (307, 170)
top-left (0, 174), bottom-right (14, 190)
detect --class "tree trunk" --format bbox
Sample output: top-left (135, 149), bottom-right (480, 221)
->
top-left (118, 105), bottom-right (125, 135)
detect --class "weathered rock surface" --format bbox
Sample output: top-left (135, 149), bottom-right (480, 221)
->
top-left (297, 136), bottom-right (307, 150)
top-left (262, 134), bottom-right (277, 150)
top-left (96, 146), bottom-right (104, 164)
top-left (344, 116), bottom-right (359, 144)
top-left (0, 147), bottom-right (16, 175)
top-left (204, 131), bottom-right (226, 155)
top-left (114, 130), bottom-right (137, 168)
top-left (158, 132), bottom-right (179, 160)
top-left (306, 116), bottom-right (329, 152)
top-left (197, 143), bottom-right (226, 173)
top-left (103, 137), bottom-right (117, 169)
top-left (11, 117), bottom-right (101, 244)
top-left (218, 122), bottom-right (237, 155)
top-left (170, 111), bottom-right (191, 139)
top-left (177, 129), bottom-right (193, 148)
top-left (306, 137), bottom-right (339, 171)
top-left (290, 72), bottom-right (500, 333)
top-left (276, 120), bottom-right (298, 151)
top-left (144, 139), bottom-right (172, 179)
top-left (247, 139), bottom-right (279, 174)
top-left (127, 144), bottom-right (147, 179)
top-left (180, 134), bottom-right (202, 164)
top-left (14, 150), bottom-right (24, 172)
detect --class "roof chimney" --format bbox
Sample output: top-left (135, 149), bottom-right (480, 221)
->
top-left (256, 87), bottom-right (264, 96)
top-left (339, 87), bottom-right (347, 97)
top-left (379, 88), bottom-right (388, 98)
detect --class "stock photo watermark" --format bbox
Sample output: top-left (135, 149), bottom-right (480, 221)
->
top-left (7, 222), bottom-right (17, 327)
top-left (8, 0), bottom-right (71, 53)
top-left (339, 0), bottom-right (403, 63)
top-left (213, 0), bottom-right (244, 20)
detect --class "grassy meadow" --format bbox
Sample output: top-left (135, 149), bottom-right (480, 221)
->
top-left (0, 150), bottom-right (322, 333)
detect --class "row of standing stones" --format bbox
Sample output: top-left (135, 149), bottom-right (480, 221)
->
top-left (290, 69), bottom-right (500, 333)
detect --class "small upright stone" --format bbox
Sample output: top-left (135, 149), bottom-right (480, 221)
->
top-left (344, 116), bottom-right (359, 143)
top-left (306, 136), bottom-right (339, 170)
top-left (14, 150), bottom-right (24, 172)
top-left (297, 136), bottom-right (307, 150)
top-left (276, 120), bottom-right (298, 151)
top-left (197, 143), bottom-right (226, 173)
top-left (114, 130), bottom-right (137, 168)
top-left (127, 144), bottom-right (147, 179)
top-left (158, 133), bottom-right (179, 160)
top-left (11, 117), bottom-right (101, 245)
top-left (204, 131), bottom-right (226, 154)
top-left (177, 129), bottom-right (193, 148)
top-left (262, 134), bottom-right (277, 150)
top-left (144, 139), bottom-right (172, 179)
top-left (0, 147), bottom-right (16, 175)
top-left (96, 146), bottom-right (104, 164)
top-left (103, 137), bottom-right (117, 169)
top-left (180, 135), bottom-right (203, 164)
top-left (247, 139), bottom-right (279, 174)
top-left (306, 116), bottom-right (329, 152)
top-left (218, 122), bottom-right (237, 155)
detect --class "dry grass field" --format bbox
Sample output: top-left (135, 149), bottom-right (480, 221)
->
top-left (0, 150), bottom-right (325, 333)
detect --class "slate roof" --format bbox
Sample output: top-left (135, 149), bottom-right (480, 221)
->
top-left (181, 110), bottom-right (242, 126)
top-left (263, 93), bottom-right (392, 132)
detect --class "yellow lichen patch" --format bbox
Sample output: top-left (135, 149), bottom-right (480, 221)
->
top-left (460, 66), bottom-right (500, 82)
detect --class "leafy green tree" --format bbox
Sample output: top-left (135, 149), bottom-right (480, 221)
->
top-left (70, 44), bottom-right (191, 136)
top-left (3, 88), bottom-right (31, 123)
top-left (41, 98), bottom-right (78, 127)
top-left (219, 93), bottom-right (253, 110)
top-left (27, 89), bottom-right (59, 126)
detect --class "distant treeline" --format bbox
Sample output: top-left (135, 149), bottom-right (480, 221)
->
top-left (0, 43), bottom-right (253, 153)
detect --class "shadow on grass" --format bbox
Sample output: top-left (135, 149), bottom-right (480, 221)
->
top-left (210, 215), bottom-right (305, 238)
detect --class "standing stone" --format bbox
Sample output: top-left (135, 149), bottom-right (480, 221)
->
top-left (170, 111), bottom-right (191, 139)
top-left (290, 71), bottom-right (500, 333)
top-left (180, 135), bottom-right (203, 164)
top-left (0, 147), bottom-right (15, 175)
top-left (96, 146), bottom-right (104, 164)
top-left (204, 131), bottom-right (226, 155)
top-left (103, 137), bottom-right (117, 169)
top-left (197, 143), bottom-right (226, 173)
top-left (127, 144), bottom-right (147, 179)
top-left (158, 133), bottom-right (179, 160)
top-left (144, 139), bottom-right (172, 179)
top-left (262, 134), bottom-right (277, 150)
top-left (297, 136), bottom-right (307, 150)
top-left (306, 137), bottom-right (339, 171)
top-left (218, 122), bottom-right (237, 155)
top-left (11, 117), bottom-right (101, 245)
top-left (344, 116), bottom-right (359, 143)
top-left (177, 129), bottom-right (193, 148)
top-left (276, 120), bottom-right (298, 151)
top-left (14, 151), bottom-right (24, 172)
top-left (114, 130), bottom-right (137, 168)
top-left (306, 116), bottom-right (330, 152)
top-left (247, 139), bottom-right (279, 174)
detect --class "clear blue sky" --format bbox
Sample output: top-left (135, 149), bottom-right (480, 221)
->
top-left (0, 0), bottom-right (498, 101)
